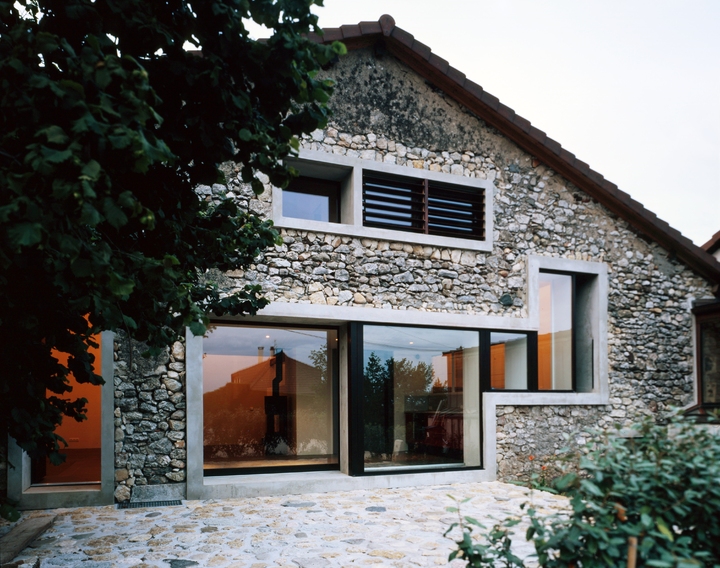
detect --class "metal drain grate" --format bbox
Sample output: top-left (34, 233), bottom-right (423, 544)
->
top-left (118, 500), bottom-right (182, 509)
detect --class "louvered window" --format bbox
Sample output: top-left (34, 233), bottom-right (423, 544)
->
top-left (363, 173), bottom-right (485, 240)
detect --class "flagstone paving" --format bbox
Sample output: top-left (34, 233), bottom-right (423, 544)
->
top-left (4, 482), bottom-right (568, 567)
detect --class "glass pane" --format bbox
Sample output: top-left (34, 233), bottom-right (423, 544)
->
top-left (203, 325), bottom-right (338, 471)
top-left (490, 332), bottom-right (528, 389)
top-left (32, 337), bottom-right (102, 486)
top-left (283, 191), bottom-right (331, 222)
top-left (700, 319), bottom-right (720, 404)
top-left (539, 273), bottom-right (573, 390)
top-left (362, 326), bottom-right (480, 470)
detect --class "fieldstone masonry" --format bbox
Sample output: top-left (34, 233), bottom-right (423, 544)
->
top-left (113, 336), bottom-right (186, 502)
top-left (110, 47), bottom-right (715, 498)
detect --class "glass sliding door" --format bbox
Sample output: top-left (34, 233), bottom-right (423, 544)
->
top-left (203, 325), bottom-right (338, 473)
top-left (360, 325), bottom-right (480, 471)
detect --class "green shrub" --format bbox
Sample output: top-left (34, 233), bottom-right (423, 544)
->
top-left (448, 413), bottom-right (720, 567)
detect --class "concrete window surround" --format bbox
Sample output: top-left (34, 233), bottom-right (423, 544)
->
top-left (186, 255), bottom-right (608, 499)
top-left (272, 149), bottom-right (495, 253)
top-left (7, 333), bottom-right (116, 510)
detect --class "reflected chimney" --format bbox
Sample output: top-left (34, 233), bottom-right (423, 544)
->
top-left (258, 346), bottom-right (264, 364)
top-left (270, 346), bottom-right (276, 358)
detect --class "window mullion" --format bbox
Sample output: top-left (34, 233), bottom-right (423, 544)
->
top-left (423, 178), bottom-right (429, 234)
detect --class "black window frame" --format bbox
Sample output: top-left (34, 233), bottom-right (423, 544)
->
top-left (347, 322), bottom-right (484, 476)
top-left (480, 330), bottom-right (539, 392)
top-left (362, 172), bottom-right (485, 241)
top-left (692, 300), bottom-right (720, 410)
top-left (538, 270), bottom-right (577, 392)
top-left (202, 321), bottom-right (342, 477)
top-left (283, 176), bottom-right (341, 223)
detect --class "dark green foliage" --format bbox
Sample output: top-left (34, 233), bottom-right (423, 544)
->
top-left (363, 353), bottom-right (434, 455)
top-left (0, 0), bottom-right (344, 476)
top-left (448, 414), bottom-right (720, 567)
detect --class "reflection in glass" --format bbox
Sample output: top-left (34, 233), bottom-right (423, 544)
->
top-left (539, 273), bottom-right (573, 390)
top-left (490, 332), bottom-right (528, 389)
top-left (362, 326), bottom-right (479, 470)
top-left (203, 325), bottom-right (338, 471)
top-left (283, 191), bottom-right (331, 222)
top-left (32, 336), bottom-right (102, 486)
top-left (700, 319), bottom-right (720, 405)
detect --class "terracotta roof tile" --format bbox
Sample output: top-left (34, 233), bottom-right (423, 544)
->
top-left (528, 126), bottom-right (547, 144)
top-left (359, 21), bottom-right (382, 35)
top-left (480, 91), bottom-right (500, 110)
top-left (464, 79), bottom-right (484, 99)
top-left (446, 66), bottom-right (466, 86)
top-left (389, 25), bottom-right (414, 49)
top-left (702, 230), bottom-right (720, 254)
top-left (496, 103), bottom-right (516, 122)
top-left (545, 138), bottom-right (562, 156)
top-left (558, 148), bottom-right (576, 165)
top-left (339, 24), bottom-right (362, 39)
top-left (412, 40), bottom-right (433, 61)
top-left (428, 53), bottom-right (450, 74)
top-left (512, 115), bottom-right (532, 133)
top-left (379, 14), bottom-right (396, 36)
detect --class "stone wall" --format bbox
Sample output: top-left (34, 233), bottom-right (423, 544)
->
top-left (113, 335), bottom-right (187, 502)
top-left (110, 47), bottom-right (716, 493)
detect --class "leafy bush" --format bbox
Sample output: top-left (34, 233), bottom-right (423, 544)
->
top-left (448, 414), bottom-right (720, 567)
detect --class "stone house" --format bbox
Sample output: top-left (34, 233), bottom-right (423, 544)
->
top-left (5, 15), bottom-right (720, 509)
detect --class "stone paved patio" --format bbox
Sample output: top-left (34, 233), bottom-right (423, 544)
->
top-left (3, 482), bottom-right (568, 567)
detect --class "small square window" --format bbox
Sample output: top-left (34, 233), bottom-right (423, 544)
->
top-left (282, 177), bottom-right (340, 223)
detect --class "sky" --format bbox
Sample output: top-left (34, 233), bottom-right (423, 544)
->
top-left (302, 0), bottom-right (720, 246)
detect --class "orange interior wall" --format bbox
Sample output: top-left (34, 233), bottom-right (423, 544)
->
top-left (50, 338), bottom-right (102, 449)
top-left (490, 343), bottom-right (505, 389)
top-left (538, 333), bottom-right (552, 390)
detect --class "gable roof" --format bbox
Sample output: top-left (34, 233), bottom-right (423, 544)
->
top-left (310, 15), bottom-right (720, 290)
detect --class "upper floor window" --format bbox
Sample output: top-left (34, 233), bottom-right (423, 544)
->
top-left (692, 300), bottom-right (720, 408)
top-left (282, 176), bottom-right (340, 223)
top-left (362, 173), bottom-right (485, 240)
top-left (274, 151), bottom-right (494, 253)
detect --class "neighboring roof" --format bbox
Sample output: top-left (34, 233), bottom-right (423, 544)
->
top-left (702, 230), bottom-right (720, 256)
top-left (309, 15), bottom-right (720, 289)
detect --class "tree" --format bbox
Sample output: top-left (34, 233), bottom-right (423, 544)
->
top-left (0, 0), bottom-right (345, 473)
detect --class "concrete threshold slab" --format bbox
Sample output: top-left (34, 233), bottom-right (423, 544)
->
top-left (0, 515), bottom-right (56, 566)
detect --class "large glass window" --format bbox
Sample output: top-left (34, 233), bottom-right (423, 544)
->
top-left (539, 272), bottom-right (574, 390)
top-left (359, 325), bottom-right (480, 472)
top-left (203, 325), bottom-right (338, 473)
